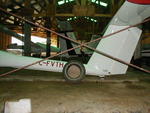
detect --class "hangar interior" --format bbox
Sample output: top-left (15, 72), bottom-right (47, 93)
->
top-left (0, 0), bottom-right (150, 113)
top-left (0, 0), bottom-right (149, 57)
top-left (0, 0), bottom-right (116, 57)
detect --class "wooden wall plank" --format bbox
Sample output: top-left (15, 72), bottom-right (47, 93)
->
top-left (0, 32), bottom-right (11, 50)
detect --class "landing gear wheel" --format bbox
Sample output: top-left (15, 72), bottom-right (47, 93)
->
top-left (63, 61), bottom-right (86, 83)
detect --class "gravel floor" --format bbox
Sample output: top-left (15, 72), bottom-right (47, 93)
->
top-left (0, 67), bottom-right (150, 113)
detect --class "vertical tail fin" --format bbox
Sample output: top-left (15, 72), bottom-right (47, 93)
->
top-left (87, 1), bottom-right (150, 75)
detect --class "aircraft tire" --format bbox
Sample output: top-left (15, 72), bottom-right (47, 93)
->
top-left (63, 61), bottom-right (86, 83)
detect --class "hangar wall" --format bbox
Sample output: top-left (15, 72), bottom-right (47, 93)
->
top-left (0, 32), bottom-right (11, 50)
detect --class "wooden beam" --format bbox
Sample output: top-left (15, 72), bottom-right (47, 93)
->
top-left (75, 0), bottom-right (80, 5)
top-left (94, 14), bottom-right (112, 18)
top-left (24, 0), bottom-right (30, 7)
top-left (111, 0), bottom-right (115, 14)
top-left (118, 0), bottom-right (125, 8)
top-left (81, 0), bottom-right (87, 6)
top-left (33, 13), bottom-right (112, 17)
top-left (44, 0), bottom-right (49, 4)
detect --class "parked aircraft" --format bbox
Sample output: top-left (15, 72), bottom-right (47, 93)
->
top-left (0, 0), bottom-right (150, 82)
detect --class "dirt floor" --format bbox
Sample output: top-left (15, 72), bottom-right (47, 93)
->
top-left (0, 67), bottom-right (150, 113)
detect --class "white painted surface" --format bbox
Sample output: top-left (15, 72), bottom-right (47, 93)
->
top-left (87, 26), bottom-right (142, 75)
top-left (0, 51), bottom-right (67, 73)
top-left (110, 1), bottom-right (150, 26)
top-left (4, 99), bottom-right (31, 113)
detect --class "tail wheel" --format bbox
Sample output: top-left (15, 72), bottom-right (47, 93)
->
top-left (63, 61), bottom-right (86, 83)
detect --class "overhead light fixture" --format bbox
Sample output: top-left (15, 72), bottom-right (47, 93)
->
top-left (58, 0), bottom-right (65, 5)
top-left (7, 8), bottom-right (12, 11)
top-left (6, 19), bottom-right (14, 24)
top-left (96, 1), bottom-right (99, 4)
top-left (94, 20), bottom-right (97, 22)
top-left (14, 6), bottom-right (20, 9)
top-left (100, 1), bottom-right (108, 7)
top-left (67, 17), bottom-right (97, 23)
top-left (91, 0), bottom-right (108, 7)
top-left (91, 0), bottom-right (96, 2)
top-left (66, 0), bottom-right (69, 3)
top-left (58, 0), bottom-right (75, 5)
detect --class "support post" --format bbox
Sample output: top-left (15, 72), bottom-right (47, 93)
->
top-left (23, 0), bottom-right (32, 56)
top-left (45, 17), bottom-right (51, 57)
top-left (111, 0), bottom-right (115, 15)
top-left (24, 19), bottom-right (31, 56)
top-left (45, 0), bottom-right (55, 57)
